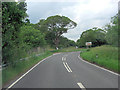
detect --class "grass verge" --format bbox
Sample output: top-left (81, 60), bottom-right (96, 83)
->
top-left (51, 47), bottom-right (87, 53)
top-left (2, 51), bottom-right (53, 86)
top-left (80, 45), bottom-right (119, 73)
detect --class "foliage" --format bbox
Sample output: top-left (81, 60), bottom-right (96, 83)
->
top-left (104, 14), bottom-right (119, 46)
top-left (45, 32), bottom-right (56, 47)
top-left (2, 2), bottom-right (27, 64)
top-left (45, 34), bottom-right (76, 48)
top-left (34, 19), bottom-right (47, 34)
top-left (19, 25), bottom-right (46, 48)
top-left (77, 27), bottom-right (106, 47)
top-left (43, 15), bottom-right (77, 48)
top-left (77, 13), bottom-right (119, 47)
top-left (34, 15), bottom-right (77, 49)
top-left (25, 18), bottom-right (30, 24)
top-left (59, 36), bottom-right (76, 48)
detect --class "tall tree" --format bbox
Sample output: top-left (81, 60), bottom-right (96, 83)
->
top-left (59, 36), bottom-right (76, 48)
top-left (2, 2), bottom-right (27, 64)
top-left (77, 27), bottom-right (106, 47)
top-left (44, 15), bottom-right (77, 49)
top-left (34, 19), bottom-right (47, 33)
top-left (104, 14), bottom-right (119, 46)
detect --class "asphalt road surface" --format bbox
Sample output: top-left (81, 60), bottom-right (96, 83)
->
top-left (7, 52), bottom-right (118, 89)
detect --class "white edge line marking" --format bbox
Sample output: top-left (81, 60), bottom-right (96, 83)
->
top-left (63, 62), bottom-right (70, 72)
top-left (7, 54), bottom-right (60, 89)
top-left (78, 55), bottom-right (119, 76)
top-left (65, 62), bottom-right (72, 72)
top-left (77, 83), bottom-right (86, 90)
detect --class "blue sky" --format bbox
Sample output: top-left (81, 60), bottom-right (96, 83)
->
top-left (26, 0), bottom-right (119, 41)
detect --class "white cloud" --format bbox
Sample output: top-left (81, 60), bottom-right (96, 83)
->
top-left (26, 0), bottom-right (119, 41)
top-left (60, 0), bottom-right (118, 41)
top-left (26, 0), bottom-right (90, 2)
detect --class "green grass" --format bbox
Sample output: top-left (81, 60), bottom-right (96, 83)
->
top-left (2, 51), bottom-right (53, 86)
top-left (80, 45), bottom-right (119, 73)
top-left (51, 47), bottom-right (87, 53)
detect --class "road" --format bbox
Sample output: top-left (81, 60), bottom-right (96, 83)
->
top-left (7, 52), bottom-right (118, 89)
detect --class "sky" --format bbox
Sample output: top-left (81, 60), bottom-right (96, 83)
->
top-left (26, 0), bottom-right (119, 42)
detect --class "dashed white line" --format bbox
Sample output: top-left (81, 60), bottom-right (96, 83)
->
top-left (62, 57), bottom-right (64, 61)
top-left (77, 82), bottom-right (86, 90)
top-left (64, 57), bottom-right (66, 61)
top-left (62, 57), bottom-right (66, 61)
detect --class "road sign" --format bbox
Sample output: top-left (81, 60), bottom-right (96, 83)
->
top-left (86, 42), bottom-right (92, 46)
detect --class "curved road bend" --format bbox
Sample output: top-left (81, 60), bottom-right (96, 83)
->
top-left (7, 52), bottom-right (118, 89)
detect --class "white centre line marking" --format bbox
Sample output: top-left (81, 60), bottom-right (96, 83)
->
top-left (62, 57), bottom-right (66, 61)
top-left (62, 57), bottom-right (64, 61)
top-left (77, 83), bottom-right (86, 90)
top-left (64, 57), bottom-right (66, 61)
top-left (63, 62), bottom-right (70, 72)
top-left (65, 62), bottom-right (72, 72)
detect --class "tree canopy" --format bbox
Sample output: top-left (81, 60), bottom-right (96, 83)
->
top-left (77, 27), bottom-right (106, 47)
top-left (20, 25), bottom-right (46, 48)
top-left (43, 15), bottom-right (77, 48)
top-left (77, 13), bottom-right (119, 48)
top-left (2, 2), bottom-right (27, 64)
top-left (104, 14), bottom-right (119, 46)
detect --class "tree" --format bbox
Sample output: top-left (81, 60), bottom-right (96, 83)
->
top-left (34, 19), bottom-right (47, 34)
top-left (104, 14), bottom-right (119, 46)
top-left (59, 36), bottom-right (76, 48)
top-left (19, 25), bottom-right (46, 48)
top-left (68, 40), bottom-right (76, 47)
top-left (25, 19), bottom-right (30, 24)
top-left (77, 27), bottom-right (106, 47)
top-left (45, 32), bottom-right (56, 47)
top-left (2, 2), bottom-right (27, 64)
top-left (44, 15), bottom-right (77, 49)
top-left (93, 28), bottom-right (106, 46)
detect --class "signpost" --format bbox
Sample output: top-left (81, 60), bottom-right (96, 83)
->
top-left (86, 42), bottom-right (92, 48)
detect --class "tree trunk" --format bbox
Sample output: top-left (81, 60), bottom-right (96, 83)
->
top-left (54, 36), bottom-right (59, 50)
